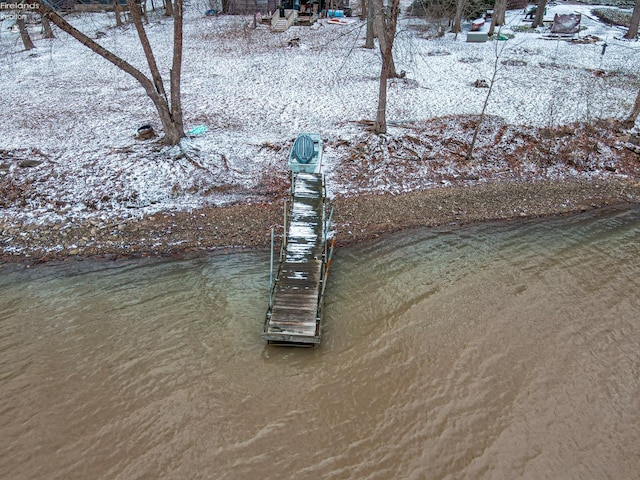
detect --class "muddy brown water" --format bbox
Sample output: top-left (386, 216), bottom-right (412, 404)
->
top-left (1, 206), bottom-right (639, 479)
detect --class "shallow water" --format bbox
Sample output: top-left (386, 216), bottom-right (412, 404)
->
top-left (1, 206), bottom-right (639, 479)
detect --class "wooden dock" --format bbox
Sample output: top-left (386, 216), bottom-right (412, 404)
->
top-left (263, 172), bottom-right (333, 346)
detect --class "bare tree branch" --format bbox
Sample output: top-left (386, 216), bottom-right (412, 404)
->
top-left (624, 0), bottom-right (640, 39)
top-left (36, 0), bottom-right (185, 145)
top-left (374, 0), bottom-right (400, 134)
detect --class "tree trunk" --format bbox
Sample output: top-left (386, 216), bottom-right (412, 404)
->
top-left (114, 0), bottom-right (123, 26)
top-left (374, 53), bottom-right (391, 135)
top-left (624, 0), bottom-right (640, 39)
top-left (372, 0), bottom-right (397, 78)
top-left (126, 0), bottom-right (167, 98)
top-left (141, 0), bottom-right (149, 24)
top-left (496, 0), bottom-right (506, 25)
top-left (532, 0), bottom-right (547, 28)
top-left (170, 0), bottom-right (184, 141)
top-left (374, 0), bottom-right (400, 135)
top-left (488, 0), bottom-right (506, 36)
top-left (625, 87), bottom-right (640, 127)
top-left (364, 0), bottom-right (374, 49)
top-left (41, 14), bottom-right (55, 38)
top-left (467, 61), bottom-right (497, 160)
top-left (360, 0), bottom-right (366, 21)
top-left (452, 0), bottom-right (465, 37)
top-left (127, 0), bottom-right (184, 142)
top-left (468, 34), bottom-right (506, 160)
top-left (37, 0), bottom-right (185, 145)
top-left (17, 17), bottom-right (35, 50)
top-left (165, 0), bottom-right (173, 17)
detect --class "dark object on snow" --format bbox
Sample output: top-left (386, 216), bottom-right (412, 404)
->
top-left (474, 79), bottom-right (489, 88)
top-left (205, 9), bottom-right (217, 15)
top-left (550, 14), bottom-right (581, 35)
top-left (19, 159), bottom-right (43, 168)
top-left (501, 59), bottom-right (527, 67)
top-left (570, 35), bottom-right (600, 44)
top-left (136, 125), bottom-right (156, 140)
top-left (288, 37), bottom-right (300, 47)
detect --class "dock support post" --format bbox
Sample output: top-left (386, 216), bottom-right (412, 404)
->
top-left (283, 199), bottom-right (288, 257)
top-left (324, 206), bottom-right (334, 244)
top-left (321, 237), bottom-right (336, 300)
top-left (269, 226), bottom-right (275, 308)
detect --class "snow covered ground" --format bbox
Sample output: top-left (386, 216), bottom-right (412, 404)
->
top-left (1, 2), bottom-right (639, 228)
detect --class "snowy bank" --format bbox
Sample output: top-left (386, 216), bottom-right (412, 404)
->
top-left (1, 4), bottom-right (639, 258)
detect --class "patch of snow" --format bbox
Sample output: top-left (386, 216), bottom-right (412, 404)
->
top-left (1, 5), bottom-right (639, 232)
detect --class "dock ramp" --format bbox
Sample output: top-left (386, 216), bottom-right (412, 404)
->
top-left (263, 135), bottom-right (334, 346)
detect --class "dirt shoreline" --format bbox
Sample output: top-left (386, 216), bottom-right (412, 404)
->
top-left (2, 178), bottom-right (639, 265)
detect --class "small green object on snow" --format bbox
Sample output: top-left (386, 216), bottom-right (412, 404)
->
top-left (188, 125), bottom-right (207, 136)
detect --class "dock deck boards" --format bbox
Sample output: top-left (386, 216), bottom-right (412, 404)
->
top-left (263, 173), bottom-right (326, 345)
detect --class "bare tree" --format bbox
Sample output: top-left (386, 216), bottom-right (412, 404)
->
top-left (374, 0), bottom-right (400, 134)
top-left (364, 0), bottom-right (374, 49)
top-left (37, 0), bottom-right (185, 145)
top-left (16, 6), bottom-right (35, 50)
top-left (372, 0), bottom-right (398, 78)
top-left (488, 0), bottom-right (506, 36)
top-left (41, 13), bottom-right (55, 38)
top-left (114, 0), bottom-right (124, 27)
top-left (164, 0), bottom-right (173, 16)
top-left (169, 0), bottom-right (184, 135)
top-left (531, 0), bottom-right (546, 28)
top-left (467, 28), bottom-right (509, 160)
top-left (452, 0), bottom-right (465, 37)
top-left (624, 0), bottom-right (640, 39)
top-left (410, 0), bottom-right (455, 36)
top-left (141, 0), bottom-right (149, 24)
top-left (625, 87), bottom-right (640, 127)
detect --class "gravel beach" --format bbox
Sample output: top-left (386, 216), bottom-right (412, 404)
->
top-left (2, 178), bottom-right (639, 264)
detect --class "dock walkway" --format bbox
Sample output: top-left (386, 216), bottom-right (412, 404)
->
top-left (263, 172), bottom-right (330, 346)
